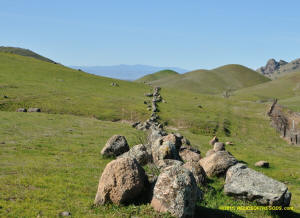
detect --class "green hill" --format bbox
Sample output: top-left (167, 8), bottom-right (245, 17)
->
top-left (137, 64), bottom-right (270, 94)
top-left (1, 51), bottom-right (300, 217)
top-left (0, 46), bottom-right (55, 63)
top-left (136, 69), bottom-right (179, 83)
top-left (0, 52), bottom-right (150, 121)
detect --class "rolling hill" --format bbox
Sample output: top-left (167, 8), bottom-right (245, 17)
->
top-left (1, 50), bottom-right (300, 217)
top-left (136, 69), bottom-right (180, 83)
top-left (0, 46), bottom-right (55, 63)
top-left (136, 64), bottom-right (270, 94)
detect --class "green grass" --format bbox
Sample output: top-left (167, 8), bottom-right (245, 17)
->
top-left (0, 46), bottom-right (55, 63)
top-left (1, 51), bottom-right (300, 217)
top-left (137, 64), bottom-right (270, 94)
top-left (136, 69), bottom-right (179, 83)
top-left (0, 52), bottom-right (150, 122)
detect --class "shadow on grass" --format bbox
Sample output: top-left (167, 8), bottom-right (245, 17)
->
top-left (195, 206), bottom-right (244, 218)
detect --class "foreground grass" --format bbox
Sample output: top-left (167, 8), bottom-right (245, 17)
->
top-left (1, 112), bottom-right (299, 217)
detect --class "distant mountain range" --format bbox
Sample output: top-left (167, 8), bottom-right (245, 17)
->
top-left (70, 64), bottom-right (188, 80)
top-left (257, 58), bottom-right (300, 79)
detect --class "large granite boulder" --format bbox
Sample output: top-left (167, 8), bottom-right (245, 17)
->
top-left (118, 144), bottom-right (152, 166)
top-left (151, 165), bottom-right (199, 218)
top-left (224, 163), bottom-right (291, 206)
top-left (199, 151), bottom-right (237, 177)
top-left (101, 135), bottom-right (129, 157)
top-left (94, 157), bottom-right (147, 205)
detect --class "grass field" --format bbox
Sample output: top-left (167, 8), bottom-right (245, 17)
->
top-left (1, 51), bottom-right (300, 217)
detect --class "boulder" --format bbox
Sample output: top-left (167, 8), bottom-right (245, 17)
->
top-left (213, 142), bottom-right (225, 152)
top-left (199, 151), bottom-right (238, 177)
top-left (226, 141), bottom-right (234, 145)
top-left (209, 136), bottom-right (218, 145)
top-left (16, 108), bottom-right (27, 112)
top-left (151, 165), bottom-right (199, 218)
top-left (156, 159), bottom-right (183, 171)
top-left (152, 138), bottom-right (180, 164)
top-left (94, 157), bottom-right (147, 205)
top-left (162, 133), bottom-right (182, 149)
top-left (28, 108), bottom-right (41, 112)
top-left (205, 149), bottom-right (215, 157)
top-left (224, 163), bottom-right (291, 206)
top-left (148, 128), bottom-right (165, 145)
top-left (183, 161), bottom-right (207, 186)
top-left (101, 135), bottom-right (129, 157)
top-left (179, 146), bottom-right (201, 162)
top-left (255, 161), bottom-right (270, 168)
top-left (118, 144), bottom-right (152, 166)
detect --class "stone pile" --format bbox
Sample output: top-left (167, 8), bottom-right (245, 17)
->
top-left (93, 88), bottom-right (292, 217)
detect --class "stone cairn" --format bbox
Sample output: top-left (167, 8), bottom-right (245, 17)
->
top-left (94, 87), bottom-right (292, 218)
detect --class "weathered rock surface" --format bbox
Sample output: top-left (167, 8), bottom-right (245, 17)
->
top-left (151, 165), bottom-right (199, 218)
top-left (94, 157), bottom-right (147, 205)
top-left (183, 161), bottom-right (207, 186)
top-left (152, 137), bottom-right (180, 164)
top-left (179, 146), bottom-right (201, 162)
top-left (101, 135), bottom-right (129, 157)
top-left (213, 142), bottom-right (225, 152)
top-left (255, 161), bottom-right (270, 168)
top-left (156, 159), bottom-right (183, 171)
top-left (118, 144), bottom-right (152, 166)
top-left (224, 163), bottom-right (291, 206)
top-left (205, 149), bottom-right (215, 157)
top-left (199, 151), bottom-right (237, 177)
top-left (28, 108), bottom-right (41, 112)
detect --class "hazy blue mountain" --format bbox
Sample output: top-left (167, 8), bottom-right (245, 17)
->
top-left (70, 64), bottom-right (188, 80)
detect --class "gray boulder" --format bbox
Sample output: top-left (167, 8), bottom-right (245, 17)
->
top-left (179, 146), bottom-right (201, 163)
top-left (199, 151), bottom-right (237, 177)
top-left (224, 163), bottom-right (291, 206)
top-left (183, 161), bottom-right (207, 186)
top-left (156, 159), bottom-right (183, 171)
top-left (152, 137), bottom-right (180, 164)
top-left (101, 135), bottom-right (129, 157)
top-left (151, 165), bottom-right (199, 218)
top-left (118, 144), bottom-right (152, 166)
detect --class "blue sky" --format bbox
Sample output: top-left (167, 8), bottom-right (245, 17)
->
top-left (1, 0), bottom-right (300, 70)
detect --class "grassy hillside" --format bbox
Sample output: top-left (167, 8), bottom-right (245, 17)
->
top-left (0, 52), bottom-right (150, 121)
top-left (0, 46), bottom-right (55, 63)
top-left (234, 70), bottom-right (300, 112)
top-left (136, 69), bottom-right (179, 83)
top-left (138, 64), bottom-right (270, 94)
top-left (1, 51), bottom-right (300, 217)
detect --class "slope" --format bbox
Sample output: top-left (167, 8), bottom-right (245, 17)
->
top-left (0, 52), bottom-right (150, 121)
top-left (0, 46), bottom-right (55, 63)
top-left (137, 64), bottom-right (270, 94)
top-left (136, 69), bottom-right (180, 83)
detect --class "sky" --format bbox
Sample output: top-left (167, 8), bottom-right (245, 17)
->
top-left (1, 0), bottom-right (300, 70)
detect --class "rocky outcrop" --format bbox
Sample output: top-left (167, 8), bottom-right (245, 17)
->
top-left (151, 165), bottom-right (199, 218)
top-left (101, 135), bottom-right (129, 157)
top-left (224, 163), bottom-right (291, 206)
top-left (199, 151), bottom-right (237, 177)
top-left (268, 100), bottom-right (300, 145)
top-left (257, 58), bottom-right (300, 78)
top-left (94, 157), bottom-right (147, 205)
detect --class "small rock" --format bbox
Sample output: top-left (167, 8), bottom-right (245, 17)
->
top-left (213, 142), bottom-right (225, 152)
top-left (255, 161), bottom-right (269, 168)
top-left (197, 104), bottom-right (202, 108)
top-left (226, 141), bottom-right (234, 145)
top-left (16, 108), bottom-right (27, 112)
top-left (209, 136), bottom-right (218, 145)
top-left (199, 151), bottom-right (238, 177)
top-left (94, 157), bottom-right (147, 205)
top-left (3, 95), bottom-right (8, 98)
top-left (101, 135), bottom-right (129, 157)
top-left (111, 82), bottom-right (119, 87)
top-left (28, 108), bottom-right (41, 112)
top-left (59, 211), bottom-right (71, 216)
